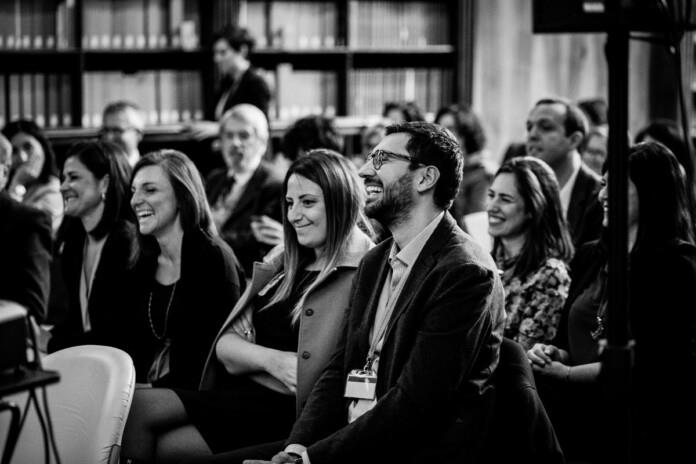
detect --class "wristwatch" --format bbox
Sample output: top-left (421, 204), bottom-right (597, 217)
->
top-left (287, 451), bottom-right (304, 464)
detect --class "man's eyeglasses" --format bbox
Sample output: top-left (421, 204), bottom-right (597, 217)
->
top-left (99, 126), bottom-right (141, 136)
top-left (367, 149), bottom-right (416, 171)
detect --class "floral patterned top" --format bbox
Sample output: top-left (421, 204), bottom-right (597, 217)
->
top-left (499, 256), bottom-right (571, 350)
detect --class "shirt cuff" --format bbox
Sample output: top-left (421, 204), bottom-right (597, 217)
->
top-left (284, 444), bottom-right (310, 464)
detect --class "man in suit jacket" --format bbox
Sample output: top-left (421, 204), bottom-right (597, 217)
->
top-left (526, 97), bottom-right (603, 247)
top-left (206, 104), bottom-right (283, 274)
top-left (0, 134), bottom-right (52, 322)
top-left (249, 122), bottom-right (505, 464)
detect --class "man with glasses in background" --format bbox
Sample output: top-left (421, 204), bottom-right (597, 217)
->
top-left (239, 122), bottom-right (505, 464)
top-left (100, 101), bottom-right (145, 167)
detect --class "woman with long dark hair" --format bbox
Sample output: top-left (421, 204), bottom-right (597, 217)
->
top-left (48, 141), bottom-right (136, 352)
top-left (528, 141), bottom-right (696, 462)
top-left (129, 149), bottom-right (244, 389)
top-left (2, 119), bottom-right (63, 232)
top-left (487, 156), bottom-right (573, 350)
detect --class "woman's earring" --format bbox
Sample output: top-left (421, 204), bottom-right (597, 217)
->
top-left (101, 191), bottom-right (106, 202)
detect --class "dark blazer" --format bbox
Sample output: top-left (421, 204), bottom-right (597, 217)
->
top-left (567, 163), bottom-right (602, 247)
top-left (629, 239), bottom-right (696, 462)
top-left (483, 338), bottom-right (564, 464)
top-left (214, 67), bottom-right (271, 118)
top-left (130, 228), bottom-right (245, 390)
top-left (206, 163), bottom-right (283, 274)
top-left (47, 220), bottom-right (137, 353)
top-left (0, 192), bottom-right (52, 322)
top-left (286, 213), bottom-right (506, 464)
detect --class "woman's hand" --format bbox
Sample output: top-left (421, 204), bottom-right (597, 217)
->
top-left (264, 350), bottom-right (297, 394)
top-left (527, 343), bottom-right (562, 367)
top-left (531, 359), bottom-right (570, 382)
top-left (250, 215), bottom-right (284, 246)
top-left (231, 308), bottom-right (255, 342)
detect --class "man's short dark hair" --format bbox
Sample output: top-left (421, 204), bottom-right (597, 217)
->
top-left (534, 97), bottom-right (589, 139)
top-left (386, 122), bottom-right (463, 210)
top-left (212, 25), bottom-right (256, 56)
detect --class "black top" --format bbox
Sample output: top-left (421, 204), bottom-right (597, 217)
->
top-left (0, 192), bottom-right (52, 322)
top-left (130, 228), bottom-right (245, 389)
top-left (214, 67), bottom-right (271, 118)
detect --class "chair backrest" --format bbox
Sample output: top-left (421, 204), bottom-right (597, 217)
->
top-left (483, 338), bottom-right (565, 464)
top-left (6, 345), bottom-right (135, 464)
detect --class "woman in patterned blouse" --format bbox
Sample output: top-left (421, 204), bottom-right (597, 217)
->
top-left (487, 156), bottom-right (573, 349)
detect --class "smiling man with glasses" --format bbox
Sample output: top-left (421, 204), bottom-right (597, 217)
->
top-left (100, 101), bottom-right (145, 167)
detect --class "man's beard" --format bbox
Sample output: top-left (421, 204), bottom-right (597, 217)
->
top-left (364, 171), bottom-right (414, 228)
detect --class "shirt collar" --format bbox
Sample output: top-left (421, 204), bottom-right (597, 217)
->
top-left (389, 211), bottom-right (444, 269)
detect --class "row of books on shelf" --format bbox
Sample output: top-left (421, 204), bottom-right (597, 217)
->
top-left (348, 68), bottom-right (453, 117)
top-left (0, 66), bottom-right (453, 130)
top-left (82, 0), bottom-right (199, 50)
top-left (347, 1), bottom-right (450, 48)
top-left (0, 0), bottom-right (74, 50)
top-left (0, 74), bottom-right (72, 129)
top-left (82, 71), bottom-right (203, 128)
top-left (241, 0), bottom-right (451, 50)
top-left (0, 0), bottom-right (199, 51)
top-left (0, 0), bottom-right (453, 52)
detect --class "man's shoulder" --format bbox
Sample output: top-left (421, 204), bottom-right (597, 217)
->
top-left (0, 193), bottom-right (51, 232)
top-left (576, 162), bottom-right (602, 191)
top-left (254, 163), bottom-right (284, 189)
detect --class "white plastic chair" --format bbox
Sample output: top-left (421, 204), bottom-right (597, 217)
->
top-left (3, 345), bottom-right (135, 464)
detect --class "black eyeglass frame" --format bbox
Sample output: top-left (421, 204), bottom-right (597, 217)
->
top-left (367, 149), bottom-right (418, 170)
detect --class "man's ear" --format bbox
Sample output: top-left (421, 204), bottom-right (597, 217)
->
top-left (416, 166), bottom-right (440, 193)
top-left (569, 131), bottom-right (584, 150)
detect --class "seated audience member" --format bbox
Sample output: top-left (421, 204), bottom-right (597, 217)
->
top-left (268, 114), bottom-right (343, 183)
top-left (0, 134), bottom-right (52, 322)
top-left (528, 141), bottom-right (696, 463)
top-left (2, 119), bottom-right (63, 233)
top-left (129, 150), bottom-right (244, 389)
top-left (382, 101), bottom-right (424, 124)
top-left (47, 141), bottom-right (137, 352)
top-left (206, 104), bottom-right (283, 275)
top-left (99, 100), bottom-right (146, 167)
top-left (581, 128), bottom-right (608, 176)
top-left (487, 157), bottom-right (572, 350)
top-left (354, 123), bottom-right (386, 169)
top-left (526, 97), bottom-right (602, 247)
top-left (435, 103), bottom-right (496, 220)
top-left (223, 122), bottom-right (505, 464)
top-left (262, 115), bottom-right (345, 247)
top-left (122, 149), bottom-right (374, 463)
top-left (577, 97), bottom-right (608, 133)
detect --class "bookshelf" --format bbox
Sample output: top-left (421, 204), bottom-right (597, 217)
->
top-left (0, 0), bottom-right (469, 158)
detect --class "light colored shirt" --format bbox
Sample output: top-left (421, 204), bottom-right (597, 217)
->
top-left (79, 235), bottom-right (107, 332)
top-left (347, 211), bottom-right (444, 422)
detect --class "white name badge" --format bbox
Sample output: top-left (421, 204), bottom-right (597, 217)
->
top-left (344, 369), bottom-right (377, 400)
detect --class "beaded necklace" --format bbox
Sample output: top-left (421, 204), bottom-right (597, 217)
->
top-left (147, 282), bottom-right (177, 340)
